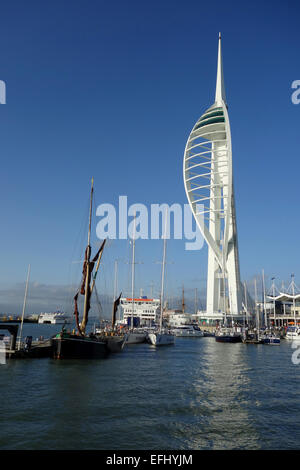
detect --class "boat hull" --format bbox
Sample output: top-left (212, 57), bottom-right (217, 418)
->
top-left (52, 335), bottom-right (109, 359)
top-left (172, 329), bottom-right (204, 337)
top-left (262, 337), bottom-right (280, 345)
top-left (125, 332), bottom-right (146, 344)
top-left (148, 333), bottom-right (174, 346)
top-left (102, 335), bottom-right (127, 352)
top-left (286, 334), bottom-right (300, 340)
top-left (215, 335), bottom-right (242, 343)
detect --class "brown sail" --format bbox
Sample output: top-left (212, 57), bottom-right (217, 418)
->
top-left (74, 244), bottom-right (106, 335)
top-left (112, 292), bottom-right (122, 330)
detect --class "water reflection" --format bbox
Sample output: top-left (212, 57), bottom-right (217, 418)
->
top-left (1, 326), bottom-right (300, 449)
top-left (166, 339), bottom-right (261, 449)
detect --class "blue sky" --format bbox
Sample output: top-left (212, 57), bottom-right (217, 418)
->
top-left (0, 0), bottom-right (299, 313)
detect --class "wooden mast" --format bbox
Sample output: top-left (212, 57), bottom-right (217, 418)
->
top-left (90, 241), bottom-right (106, 295)
top-left (111, 260), bottom-right (118, 329)
top-left (81, 177), bottom-right (94, 334)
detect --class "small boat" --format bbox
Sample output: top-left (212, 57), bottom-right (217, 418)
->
top-left (13, 336), bottom-right (53, 358)
top-left (147, 210), bottom-right (174, 347)
top-left (94, 281), bottom-right (127, 353)
top-left (95, 328), bottom-right (127, 351)
top-left (262, 333), bottom-right (280, 345)
top-left (122, 215), bottom-right (148, 345)
top-left (286, 326), bottom-right (300, 341)
top-left (215, 327), bottom-right (242, 343)
top-left (105, 334), bottom-right (127, 352)
top-left (203, 330), bottom-right (215, 337)
top-left (242, 330), bottom-right (264, 344)
top-left (148, 329), bottom-right (174, 346)
top-left (125, 329), bottom-right (147, 344)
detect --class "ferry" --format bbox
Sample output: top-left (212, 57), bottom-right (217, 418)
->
top-left (119, 296), bottom-right (160, 327)
top-left (38, 311), bottom-right (71, 325)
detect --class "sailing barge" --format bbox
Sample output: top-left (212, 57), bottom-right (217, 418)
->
top-left (52, 178), bottom-right (109, 359)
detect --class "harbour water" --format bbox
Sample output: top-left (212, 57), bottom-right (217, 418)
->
top-left (0, 323), bottom-right (299, 450)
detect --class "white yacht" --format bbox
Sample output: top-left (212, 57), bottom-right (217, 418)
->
top-left (286, 326), bottom-right (300, 340)
top-left (148, 328), bottom-right (174, 346)
top-left (147, 210), bottom-right (174, 347)
top-left (171, 324), bottom-right (204, 337)
top-left (38, 312), bottom-right (71, 325)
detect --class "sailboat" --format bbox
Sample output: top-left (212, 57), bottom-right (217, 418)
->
top-left (96, 290), bottom-right (127, 352)
top-left (52, 179), bottom-right (109, 359)
top-left (242, 278), bottom-right (264, 344)
top-left (125, 214), bottom-right (147, 344)
top-left (148, 212), bottom-right (174, 346)
top-left (215, 242), bottom-right (242, 343)
top-left (12, 265), bottom-right (53, 358)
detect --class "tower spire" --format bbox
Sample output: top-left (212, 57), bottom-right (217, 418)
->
top-left (215, 32), bottom-right (227, 105)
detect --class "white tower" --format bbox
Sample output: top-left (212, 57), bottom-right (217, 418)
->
top-left (183, 34), bottom-right (243, 320)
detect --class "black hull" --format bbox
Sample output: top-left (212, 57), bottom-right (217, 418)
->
top-left (215, 335), bottom-right (242, 343)
top-left (105, 336), bottom-right (126, 352)
top-left (52, 335), bottom-right (109, 359)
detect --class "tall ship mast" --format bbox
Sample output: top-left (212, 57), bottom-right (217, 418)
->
top-left (52, 179), bottom-right (109, 359)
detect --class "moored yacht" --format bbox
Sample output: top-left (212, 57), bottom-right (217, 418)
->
top-left (148, 328), bottom-right (174, 346)
top-left (286, 326), bottom-right (300, 340)
top-left (215, 327), bottom-right (242, 343)
top-left (147, 210), bottom-right (174, 347)
top-left (171, 324), bottom-right (204, 337)
top-left (126, 328), bottom-right (147, 344)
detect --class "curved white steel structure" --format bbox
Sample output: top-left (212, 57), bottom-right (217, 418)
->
top-left (183, 34), bottom-right (242, 319)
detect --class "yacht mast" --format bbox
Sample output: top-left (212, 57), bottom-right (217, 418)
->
top-left (262, 269), bottom-right (267, 328)
top-left (159, 211), bottom-right (168, 334)
top-left (254, 278), bottom-right (259, 332)
top-left (291, 274), bottom-right (296, 327)
top-left (130, 214), bottom-right (136, 332)
top-left (18, 264), bottom-right (31, 350)
top-left (194, 288), bottom-right (198, 315)
top-left (271, 277), bottom-right (276, 327)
